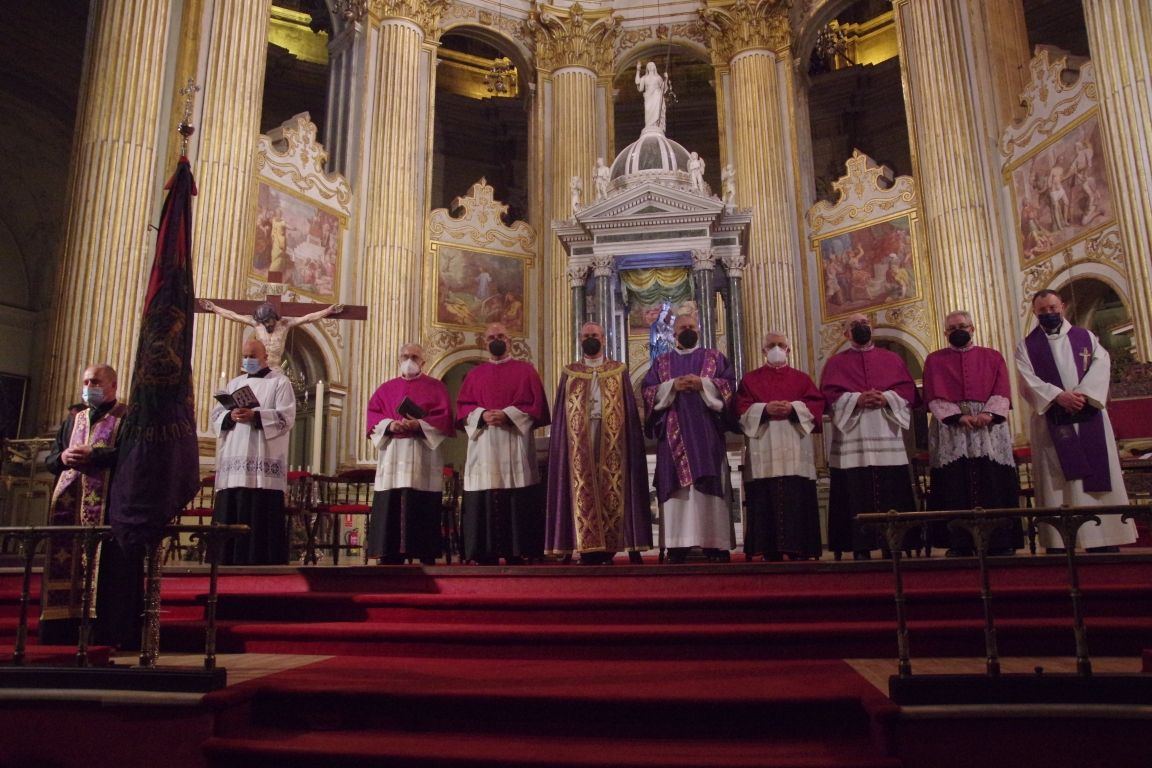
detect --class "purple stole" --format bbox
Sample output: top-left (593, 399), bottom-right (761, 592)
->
top-left (1024, 326), bottom-right (1111, 492)
top-left (43, 406), bottom-right (124, 621)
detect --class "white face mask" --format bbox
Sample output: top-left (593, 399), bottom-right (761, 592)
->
top-left (399, 359), bottom-right (421, 378)
top-left (81, 386), bottom-right (104, 407)
top-left (766, 346), bottom-right (788, 367)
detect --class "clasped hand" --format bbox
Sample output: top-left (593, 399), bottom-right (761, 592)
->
top-left (765, 400), bottom-right (792, 419)
top-left (673, 374), bottom-right (704, 393)
top-left (389, 418), bottom-right (422, 434)
top-left (859, 389), bottom-right (887, 409)
top-left (61, 444), bottom-right (92, 468)
top-left (231, 407), bottom-right (256, 424)
top-left (482, 409), bottom-right (510, 427)
top-left (1055, 390), bottom-right (1087, 413)
top-left (958, 413), bottom-right (994, 430)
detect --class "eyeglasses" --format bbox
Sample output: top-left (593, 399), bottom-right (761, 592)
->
top-left (945, 324), bottom-right (972, 332)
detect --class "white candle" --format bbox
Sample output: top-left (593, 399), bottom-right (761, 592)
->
top-left (311, 380), bottom-right (325, 474)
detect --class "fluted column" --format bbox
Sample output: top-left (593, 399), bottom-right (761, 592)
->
top-left (350, 0), bottom-right (445, 465)
top-left (190, 0), bottom-right (273, 431)
top-left (691, 248), bottom-right (718, 349)
top-left (1083, 0), bottom-right (1152, 360)
top-left (591, 254), bottom-right (614, 348)
top-left (894, 0), bottom-right (1022, 361)
top-left (701, 0), bottom-right (800, 355)
top-left (532, 3), bottom-right (618, 389)
top-left (39, 0), bottom-right (174, 430)
top-left (721, 251), bottom-right (747, 377)
top-left (567, 264), bottom-right (588, 358)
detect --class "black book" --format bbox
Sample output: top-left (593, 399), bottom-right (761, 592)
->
top-left (397, 396), bottom-right (426, 420)
top-left (214, 385), bottom-right (260, 410)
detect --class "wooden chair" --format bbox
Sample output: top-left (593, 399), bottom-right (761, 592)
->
top-left (440, 467), bottom-right (462, 564)
top-left (311, 468), bottom-right (375, 565)
top-left (165, 473), bottom-right (215, 563)
top-left (1014, 446), bottom-right (1039, 554)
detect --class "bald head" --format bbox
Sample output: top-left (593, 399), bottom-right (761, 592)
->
top-left (242, 338), bottom-right (268, 369)
top-left (485, 323), bottom-right (510, 359)
top-left (81, 364), bottom-right (117, 405)
top-left (580, 322), bottom-right (605, 359)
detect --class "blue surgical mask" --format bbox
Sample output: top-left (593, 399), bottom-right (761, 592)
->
top-left (241, 358), bottom-right (262, 375)
top-left (81, 386), bottom-right (104, 407)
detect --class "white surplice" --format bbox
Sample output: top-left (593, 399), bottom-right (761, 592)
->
top-left (1014, 321), bottom-right (1136, 548)
top-left (371, 418), bottom-right (449, 493)
top-left (827, 390), bottom-right (912, 470)
top-left (211, 371), bottom-right (296, 493)
top-left (740, 402), bottom-right (818, 481)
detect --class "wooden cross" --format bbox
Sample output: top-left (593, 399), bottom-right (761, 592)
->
top-left (195, 271), bottom-right (367, 320)
top-left (1079, 345), bottom-right (1093, 374)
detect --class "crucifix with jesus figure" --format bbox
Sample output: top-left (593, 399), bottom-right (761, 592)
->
top-left (196, 271), bottom-right (367, 370)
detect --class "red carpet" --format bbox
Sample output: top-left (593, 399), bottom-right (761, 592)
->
top-left (201, 656), bottom-right (901, 768)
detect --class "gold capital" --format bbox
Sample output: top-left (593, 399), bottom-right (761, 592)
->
top-left (369, 0), bottom-right (448, 35)
top-left (700, 0), bottom-right (791, 62)
top-left (529, 1), bottom-right (620, 73)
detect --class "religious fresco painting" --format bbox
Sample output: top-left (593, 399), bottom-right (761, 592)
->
top-left (251, 181), bottom-right (343, 302)
top-left (1006, 113), bottom-right (1114, 266)
top-left (619, 267), bottom-right (694, 336)
top-left (432, 244), bottom-right (527, 334)
top-left (816, 213), bottom-right (919, 322)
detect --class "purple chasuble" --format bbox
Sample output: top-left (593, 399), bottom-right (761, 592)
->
top-left (820, 346), bottom-right (919, 408)
top-left (642, 348), bottom-right (735, 503)
top-left (545, 361), bottom-right (652, 554)
top-left (366, 374), bottom-right (454, 438)
top-left (735, 365), bottom-right (825, 424)
top-left (457, 359), bottom-right (551, 428)
top-left (1024, 325), bottom-right (1111, 492)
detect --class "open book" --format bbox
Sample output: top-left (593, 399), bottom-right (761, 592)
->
top-left (214, 384), bottom-right (260, 411)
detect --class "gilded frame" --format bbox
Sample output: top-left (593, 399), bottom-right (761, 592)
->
top-left (250, 179), bottom-right (346, 303)
top-left (814, 211), bottom-right (921, 323)
top-left (429, 242), bottom-right (530, 334)
top-left (1004, 111), bottom-right (1115, 268)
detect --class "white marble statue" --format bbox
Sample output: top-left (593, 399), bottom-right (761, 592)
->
top-left (722, 164), bottom-right (737, 211)
top-left (594, 157), bottom-right (611, 201)
top-left (635, 61), bottom-right (669, 131)
top-left (688, 152), bottom-right (706, 194)
top-left (570, 175), bottom-right (583, 216)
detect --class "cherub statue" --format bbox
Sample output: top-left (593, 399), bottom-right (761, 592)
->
top-left (198, 299), bottom-right (344, 371)
top-left (722, 164), bottom-right (737, 211)
top-left (570, 175), bottom-right (583, 216)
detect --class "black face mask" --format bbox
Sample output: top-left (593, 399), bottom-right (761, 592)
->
top-left (677, 329), bottom-right (699, 349)
top-left (581, 338), bottom-right (602, 356)
top-left (850, 325), bottom-right (872, 345)
top-left (1038, 312), bottom-right (1063, 332)
top-left (488, 339), bottom-right (507, 357)
top-left (948, 329), bottom-right (972, 348)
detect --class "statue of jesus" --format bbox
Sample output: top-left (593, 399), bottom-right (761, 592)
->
top-left (635, 61), bottom-right (670, 132)
top-left (199, 299), bottom-right (344, 371)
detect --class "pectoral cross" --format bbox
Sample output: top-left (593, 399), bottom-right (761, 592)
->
top-left (1079, 345), bottom-right (1093, 374)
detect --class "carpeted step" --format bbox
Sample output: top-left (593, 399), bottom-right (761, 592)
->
top-left (202, 728), bottom-right (904, 768)
top-left (201, 658), bottom-right (900, 768)
top-left (199, 584), bottom-right (1152, 625)
top-left (161, 615), bottom-right (1152, 660)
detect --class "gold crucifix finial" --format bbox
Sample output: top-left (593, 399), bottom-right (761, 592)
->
top-left (177, 78), bottom-right (200, 155)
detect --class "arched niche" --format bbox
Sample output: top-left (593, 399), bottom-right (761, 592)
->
top-left (1056, 277), bottom-right (1134, 373)
top-left (433, 28), bottom-right (532, 225)
top-left (437, 358), bottom-right (481, 473)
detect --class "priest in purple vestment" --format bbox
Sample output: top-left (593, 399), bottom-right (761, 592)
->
top-left (642, 313), bottom-right (736, 564)
top-left (546, 322), bottom-right (652, 565)
top-left (457, 323), bottom-right (551, 564)
top-left (735, 332), bottom-right (825, 561)
top-left (820, 313), bottom-right (919, 560)
top-left (1015, 290), bottom-right (1136, 552)
top-left (923, 311), bottom-right (1021, 556)
top-left (365, 343), bottom-right (454, 565)
top-left (41, 363), bottom-right (144, 649)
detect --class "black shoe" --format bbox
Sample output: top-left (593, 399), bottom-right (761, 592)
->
top-left (852, 550), bottom-right (872, 561)
top-left (627, 551), bottom-right (644, 565)
top-left (666, 548), bottom-right (689, 564)
top-left (1086, 545), bottom-right (1120, 554)
top-left (1045, 547), bottom-right (1067, 555)
top-left (704, 548), bottom-right (731, 562)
